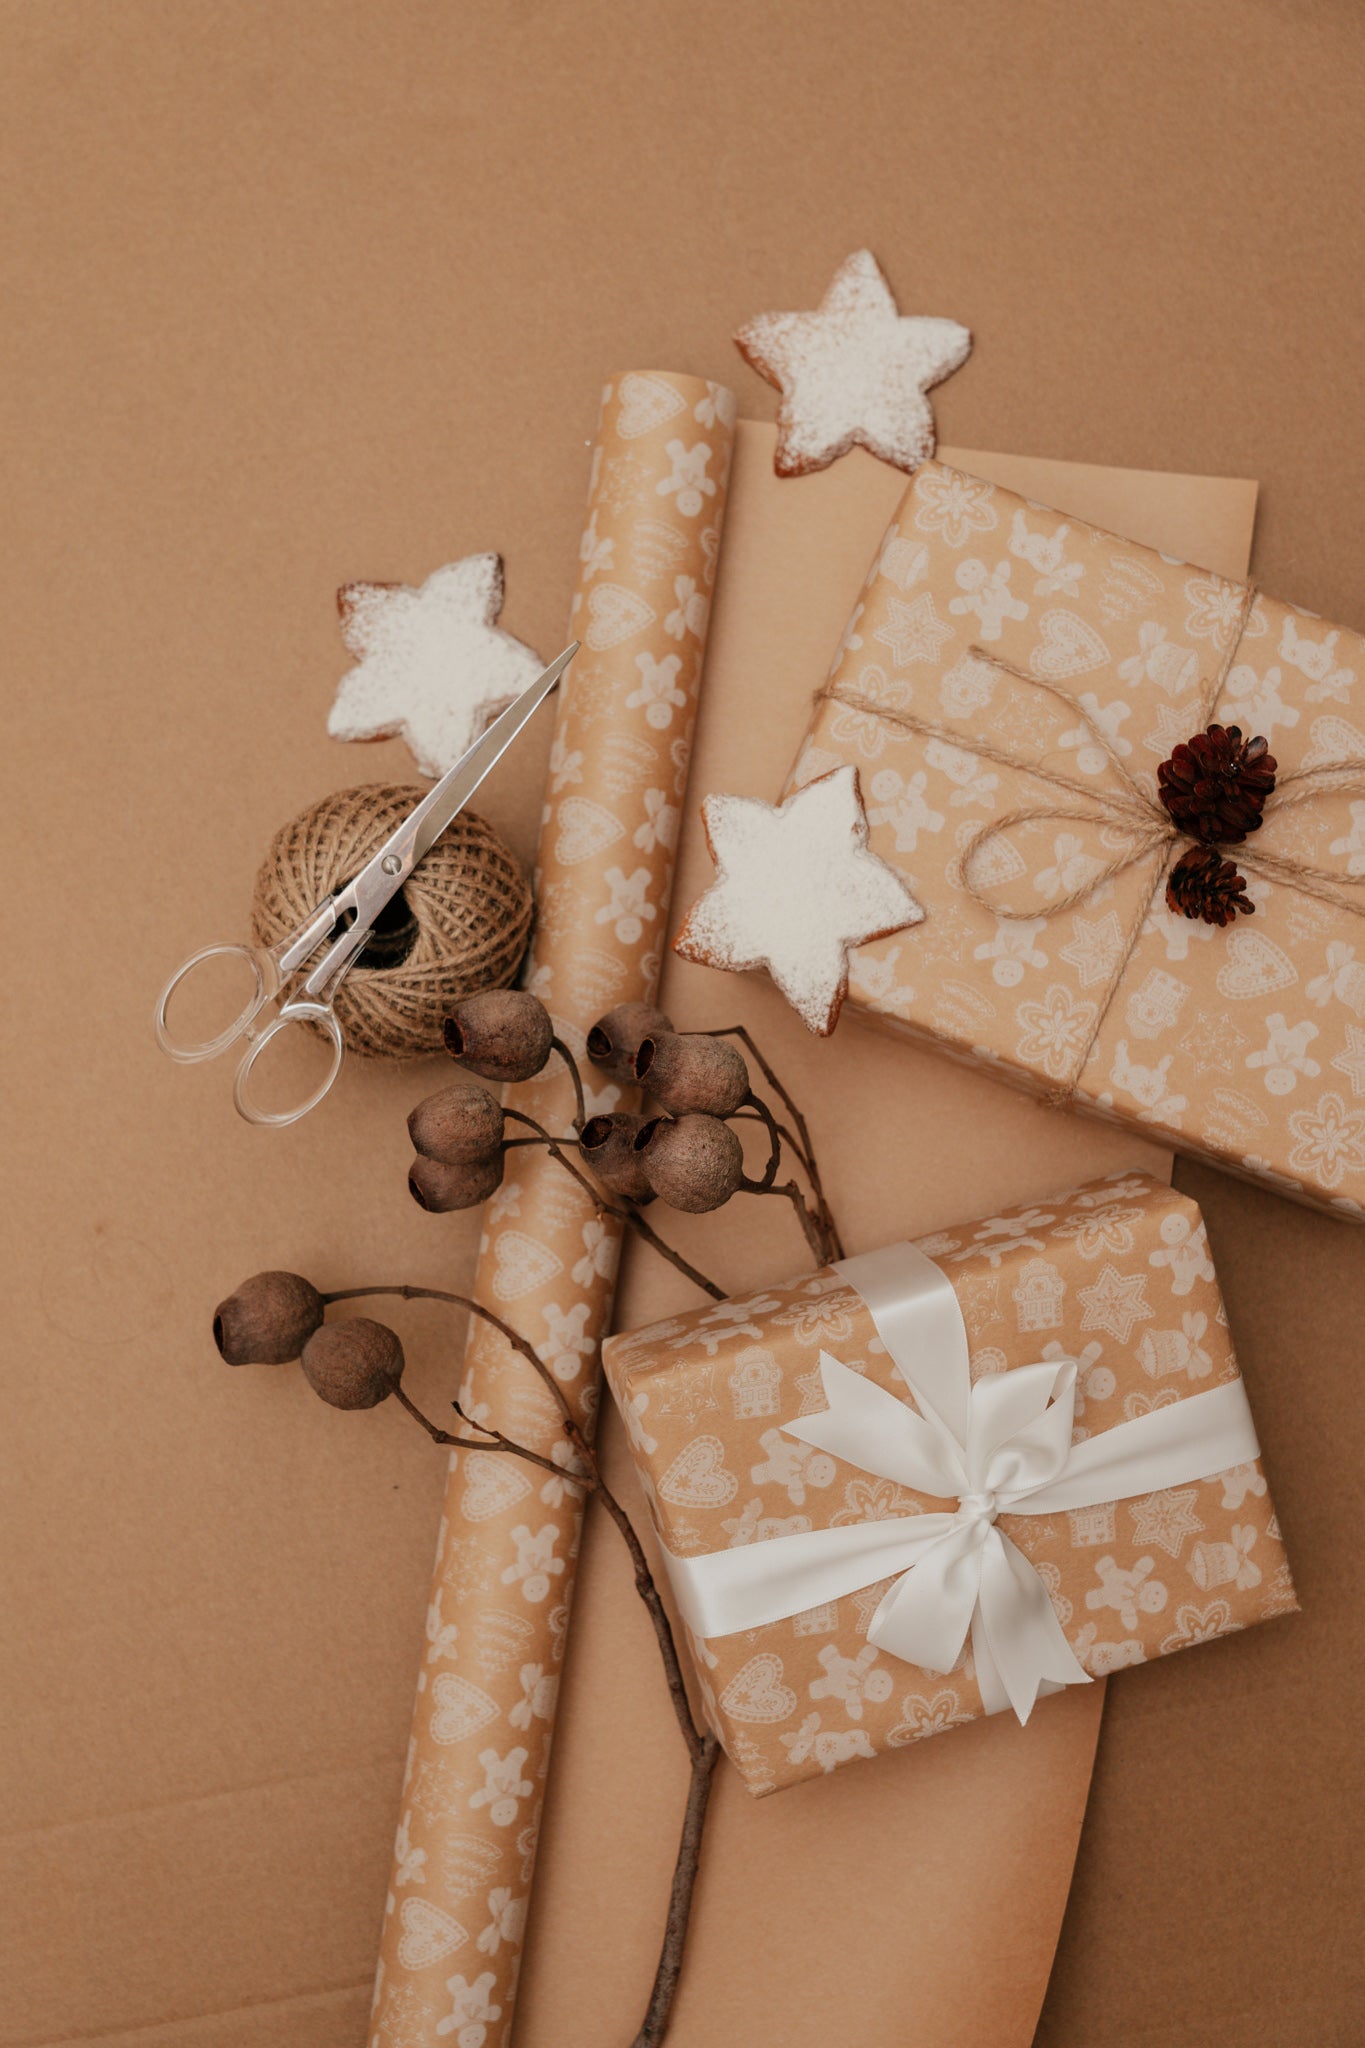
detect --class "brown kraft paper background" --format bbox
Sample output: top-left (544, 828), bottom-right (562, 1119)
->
top-left (3, 6), bottom-right (1362, 2046)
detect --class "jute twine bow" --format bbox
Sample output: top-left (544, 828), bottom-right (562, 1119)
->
top-left (817, 581), bottom-right (1365, 1100)
top-left (252, 784), bottom-right (532, 1059)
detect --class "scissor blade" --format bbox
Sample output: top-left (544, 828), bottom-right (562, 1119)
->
top-left (340, 644), bottom-right (577, 932)
top-left (408, 642), bottom-right (577, 869)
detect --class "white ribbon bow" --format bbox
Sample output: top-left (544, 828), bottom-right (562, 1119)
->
top-left (666, 1241), bottom-right (1261, 1724)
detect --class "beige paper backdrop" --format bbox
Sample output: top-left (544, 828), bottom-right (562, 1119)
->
top-left (3, 5), bottom-right (1363, 2045)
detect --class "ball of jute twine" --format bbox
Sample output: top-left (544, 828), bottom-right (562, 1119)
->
top-left (251, 784), bottom-right (533, 1059)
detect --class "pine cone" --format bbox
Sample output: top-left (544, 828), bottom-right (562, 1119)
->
top-left (1157, 724), bottom-right (1276, 845)
top-left (1166, 846), bottom-right (1254, 926)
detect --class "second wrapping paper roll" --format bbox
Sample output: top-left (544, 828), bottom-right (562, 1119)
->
top-left (370, 371), bottom-right (736, 2043)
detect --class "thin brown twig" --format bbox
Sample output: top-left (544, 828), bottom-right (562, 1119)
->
top-left (741, 1090), bottom-right (782, 1192)
top-left (711, 1025), bottom-right (845, 1259)
top-left (504, 1109), bottom-right (726, 1300)
top-left (549, 1034), bottom-right (587, 1132)
top-left (631, 1734), bottom-right (721, 2048)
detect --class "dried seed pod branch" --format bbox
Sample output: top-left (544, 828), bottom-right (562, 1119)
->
top-left (502, 1108), bottom-right (727, 1301)
top-left (711, 1024), bottom-right (844, 1259)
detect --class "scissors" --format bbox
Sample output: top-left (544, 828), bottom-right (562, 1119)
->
top-left (156, 643), bottom-right (577, 1127)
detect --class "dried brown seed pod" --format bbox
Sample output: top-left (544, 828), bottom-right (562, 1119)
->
top-left (586, 1002), bottom-right (673, 1083)
top-left (635, 1030), bottom-right (749, 1117)
top-left (580, 1112), bottom-right (656, 1203)
top-left (213, 1270), bottom-right (325, 1365)
top-left (444, 990), bottom-right (554, 1083)
top-left (300, 1317), bottom-right (404, 1409)
top-left (637, 1113), bottom-right (745, 1213)
top-left (409, 1150), bottom-right (506, 1212)
top-left (408, 1083), bottom-right (505, 1165)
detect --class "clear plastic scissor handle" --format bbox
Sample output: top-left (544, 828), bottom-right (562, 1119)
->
top-left (154, 942), bottom-right (279, 1062)
top-left (231, 1002), bottom-right (345, 1128)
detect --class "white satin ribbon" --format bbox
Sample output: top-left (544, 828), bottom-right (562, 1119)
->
top-left (666, 1241), bottom-right (1261, 1724)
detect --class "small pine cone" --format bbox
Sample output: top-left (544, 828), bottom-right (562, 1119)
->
top-left (409, 1149), bottom-right (506, 1212)
top-left (586, 1002), bottom-right (673, 1083)
top-left (213, 1271), bottom-right (324, 1365)
top-left (1166, 845), bottom-right (1254, 926)
top-left (444, 990), bottom-right (554, 1083)
top-left (301, 1318), bottom-right (404, 1409)
top-left (1157, 723), bottom-right (1276, 845)
top-left (635, 1031), bottom-right (749, 1118)
top-left (408, 1083), bottom-right (504, 1165)
top-left (580, 1112), bottom-right (655, 1203)
top-left (637, 1113), bottom-right (744, 1213)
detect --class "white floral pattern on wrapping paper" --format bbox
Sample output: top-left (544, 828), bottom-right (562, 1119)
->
top-left (790, 460), bottom-right (1365, 1220)
top-left (370, 376), bottom-right (733, 2045)
top-left (605, 1173), bottom-right (1294, 1796)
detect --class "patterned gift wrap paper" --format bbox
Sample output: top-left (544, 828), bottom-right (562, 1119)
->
top-left (370, 373), bottom-right (734, 2046)
top-left (604, 1172), bottom-right (1295, 1795)
top-left (788, 462), bottom-right (1365, 1218)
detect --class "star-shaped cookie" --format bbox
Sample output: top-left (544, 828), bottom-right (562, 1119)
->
top-left (734, 249), bottom-right (971, 478)
top-left (327, 552), bottom-right (543, 778)
top-left (674, 765), bottom-right (925, 1034)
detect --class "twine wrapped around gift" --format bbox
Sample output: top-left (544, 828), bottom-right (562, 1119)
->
top-left (817, 594), bottom-right (1365, 1103)
top-left (251, 783), bottom-right (532, 1058)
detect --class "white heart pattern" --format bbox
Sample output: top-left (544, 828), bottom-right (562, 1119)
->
top-left (461, 1451), bottom-right (533, 1523)
top-left (658, 1434), bottom-right (738, 1508)
top-left (1216, 928), bottom-right (1298, 999)
top-left (492, 1231), bottom-right (564, 1302)
top-left (720, 1652), bottom-right (799, 1725)
top-left (429, 1672), bottom-right (500, 1745)
top-left (617, 371), bottom-right (687, 440)
top-left (555, 796), bottom-right (626, 867)
top-left (1029, 609), bottom-right (1111, 680)
top-left (586, 582), bottom-right (656, 650)
top-left (397, 1896), bottom-right (468, 1970)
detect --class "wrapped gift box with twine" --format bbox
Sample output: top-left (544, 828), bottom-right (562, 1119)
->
top-left (785, 462), bottom-right (1365, 1218)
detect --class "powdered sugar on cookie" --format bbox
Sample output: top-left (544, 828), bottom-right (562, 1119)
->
top-left (735, 250), bottom-right (971, 478)
top-left (328, 553), bottom-right (544, 778)
top-left (674, 765), bottom-right (925, 1034)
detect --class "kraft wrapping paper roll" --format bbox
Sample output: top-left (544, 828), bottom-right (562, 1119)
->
top-left (370, 372), bottom-right (735, 2045)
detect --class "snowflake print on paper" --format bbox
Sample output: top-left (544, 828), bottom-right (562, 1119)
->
top-left (1183, 573), bottom-right (1248, 642)
top-left (873, 590), bottom-right (955, 665)
top-left (674, 766), bottom-right (925, 1035)
top-left (1015, 984), bottom-right (1099, 1081)
top-left (1053, 1201), bottom-right (1144, 1259)
top-left (913, 466), bottom-right (999, 547)
top-left (1128, 1487), bottom-right (1204, 1560)
top-left (327, 553), bottom-right (544, 778)
top-left (1078, 1264), bottom-right (1154, 1342)
top-left (1287, 1090), bottom-right (1365, 1189)
top-left (734, 250), bottom-right (971, 476)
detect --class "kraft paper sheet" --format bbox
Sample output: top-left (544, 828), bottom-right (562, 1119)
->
top-left (506, 433), bottom-right (1258, 2048)
top-left (370, 373), bottom-right (736, 2040)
